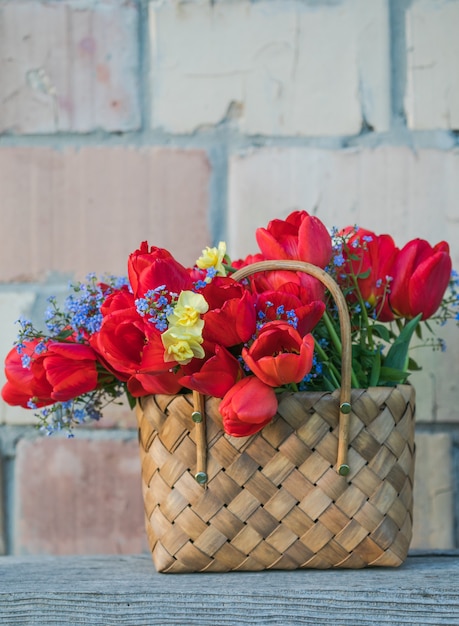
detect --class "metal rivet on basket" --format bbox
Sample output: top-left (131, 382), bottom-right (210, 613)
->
top-left (338, 464), bottom-right (350, 476)
top-left (195, 471), bottom-right (208, 485)
top-left (340, 402), bottom-right (351, 414)
top-left (191, 411), bottom-right (202, 423)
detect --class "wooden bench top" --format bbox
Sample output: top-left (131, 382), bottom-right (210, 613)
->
top-left (1, 552), bottom-right (458, 625)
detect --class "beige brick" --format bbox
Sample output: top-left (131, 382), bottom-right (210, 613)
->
top-left (0, 0), bottom-right (140, 133)
top-left (0, 146), bottom-right (211, 282)
top-left (411, 432), bottom-right (454, 550)
top-left (405, 0), bottom-right (459, 130)
top-left (228, 145), bottom-right (459, 423)
top-left (14, 436), bottom-right (148, 555)
top-left (149, 0), bottom-right (390, 135)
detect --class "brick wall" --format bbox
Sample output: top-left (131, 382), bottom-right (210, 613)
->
top-left (0, 0), bottom-right (458, 555)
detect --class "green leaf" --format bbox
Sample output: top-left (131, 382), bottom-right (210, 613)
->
top-left (379, 366), bottom-right (411, 384)
top-left (322, 376), bottom-right (338, 392)
top-left (357, 268), bottom-right (371, 279)
top-left (55, 328), bottom-right (75, 340)
top-left (407, 357), bottom-right (422, 372)
top-left (125, 390), bottom-right (137, 410)
top-left (423, 319), bottom-right (433, 334)
top-left (383, 313), bottom-right (422, 373)
top-left (415, 323), bottom-right (423, 340)
top-left (371, 324), bottom-right (391, 342)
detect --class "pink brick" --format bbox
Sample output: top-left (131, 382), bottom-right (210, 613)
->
top-left (0, 146), bottom-right (211, 281)
top-left (0, 1), bottom-right (140, 133)
top-left (15, 437), bottom-right (149, 555)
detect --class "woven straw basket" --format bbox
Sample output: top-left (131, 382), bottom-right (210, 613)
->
top-left (136, 261), bottom-right (416, 573)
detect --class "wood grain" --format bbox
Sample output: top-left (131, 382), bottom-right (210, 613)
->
top-left (0, 554), bottom-right (458, 625)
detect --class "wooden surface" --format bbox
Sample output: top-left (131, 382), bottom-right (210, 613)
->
top-left (1, 553), bottom-right (458, 625)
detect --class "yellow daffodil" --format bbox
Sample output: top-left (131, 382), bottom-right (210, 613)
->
top-left (196, 241), bottom-right (227, 277)
top-left (167, 291), bottom-right (208, 330)
top-left (161, 327), bottom-right (205, 364)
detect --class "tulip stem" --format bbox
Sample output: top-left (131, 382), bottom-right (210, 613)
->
top-left (323, 311), bottom-right (342, 355)
top-left (350, 275), bottom-right (375, 352)
top-left (313, 338), bottom-right (342, 389)
top-left (322, 311), bottom-right (360, 388)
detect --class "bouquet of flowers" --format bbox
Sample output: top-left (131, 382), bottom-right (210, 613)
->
top-left (2, 211), bottom-right (458, 438)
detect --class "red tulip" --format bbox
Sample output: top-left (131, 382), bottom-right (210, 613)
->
top-left (231, 252), bottom-right (266, 269)
top-left (90, 290), bottom-right (183, 395)
top-left (255, 289), bottom-right (325, 335)
top-left (219, 376), bottom-right (278, 437)
top-left (179, 344), bottom-right (242, 397)
top-left (242, 321), bottom-right (315, 387)
top-left (99, 286), bottom-right (133, 316)
top-left (339, 227), bottom-right (398, 322)
top-left (201, 278), bottom-right (257, 346)
top-left (128, 242), bottom-right (193, 299)
top-left (255, 210), bottom-right (332, 268)
top-left (247, 269), bottom-right (326, 304)
top-left (90, 293), bottom-right (148, 379)
top-left (389, 239), bottom-right (452, 320)
top-left (41, 343), bottom-right (99, 402)
top-left (1, 340), bottom-right (98, 408)
top-left (2, 340), bottom-right (53, 408)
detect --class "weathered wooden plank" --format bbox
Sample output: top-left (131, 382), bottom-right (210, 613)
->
top-left (0, 554), bottom-right (458, 625)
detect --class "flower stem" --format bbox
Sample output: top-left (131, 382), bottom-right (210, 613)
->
top-left (323, 311), bottom-right (342, 356)
top-left (314, 338), bottom-right (343, 388)
top-left (322, 311), bottom-right (360, 388)
top-left (350, 275), bottom-right (375, 352)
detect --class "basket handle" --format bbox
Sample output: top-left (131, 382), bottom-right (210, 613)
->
top-left (192, 259), bottom-right (353, 485)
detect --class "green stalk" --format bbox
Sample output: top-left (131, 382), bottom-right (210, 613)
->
top-left (314, 337), bottom-right (343, 388)
top-left (350, 275), bottom-right (374, 352)
top-left (322, 311), bottom-right (360, 388)
top-left (322, 311), bottom-right (343, 356)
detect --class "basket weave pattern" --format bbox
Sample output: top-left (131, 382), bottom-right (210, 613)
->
top-left (137, 384), bottom-right (415, 573)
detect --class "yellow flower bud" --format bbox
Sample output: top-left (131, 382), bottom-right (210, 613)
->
top-left (196, 241), bottom-right (227, 277)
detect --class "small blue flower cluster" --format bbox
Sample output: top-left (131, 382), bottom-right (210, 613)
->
top-left (256, 302), bottom-right (299, 332)
top-left (450, 270), bottom-right (459, 322)
top-left (45, 274), bottom-right (129, 341)
top-left (14, 318), bottom-right (45, 366)
top-left (135, 285), bottom-right (176, 331)
top-left (299, 353), bottom-right (324, 389)
top-left (15, 274), bottom-right (128, 368)
top-left (36, 382), bottom-right (125, 437)
top-left (435, 269), bottom-right (459, 329)
top-left (192, 266), bottom-right (223, 291)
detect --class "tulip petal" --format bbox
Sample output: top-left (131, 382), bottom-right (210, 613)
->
top-left (219, 376), bottom-right (278, 437)
top-left (409, 252), bottom-right (452, 319)
top-left (179, 345), bottom-right (242, 397)
top-left (127, 371), bottom-right (183, 396)
top-left (44, 357), bottom-right (98, 401)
